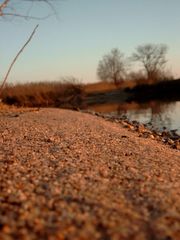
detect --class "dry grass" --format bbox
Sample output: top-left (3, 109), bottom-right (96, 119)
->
top-left (84, 76), bottom-right (175, 94)
top-left (84, 82), bottom-right (118, 93)
top-left (0, 102), bottom-right (12, 111)
top-left (0, 102), bottom-right (40, 115)
top-left (84, 81), bottom-right (136, 94)
top-left (2, 78), bottom-right (175, 109)
top-left (1, 81), bottom-right (84, 109)
top-left (1, 80), bottom-right (136, 109)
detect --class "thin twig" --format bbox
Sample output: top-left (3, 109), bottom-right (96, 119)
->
top-left (0, 24), bottom-right (39, 97)
top-left (3, 12), bottom-right (51, 20)
top-left (0, 0), bottom-right (10, 15)
top-left (0, 0), bottom-right (57, 19)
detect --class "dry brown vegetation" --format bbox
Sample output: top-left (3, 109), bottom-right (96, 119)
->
top-left (0, 79), bottom-right (137, 108)
top-left (84, 80), bottom-right (136, 94)
top-left (0, 77), bottom-right (177, 109)
top-left (1, 81), bottom-right (84, 109)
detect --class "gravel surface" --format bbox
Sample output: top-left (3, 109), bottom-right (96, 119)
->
top-left (0, 108), bottom-right (180, 240)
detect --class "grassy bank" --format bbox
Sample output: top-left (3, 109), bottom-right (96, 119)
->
top-left (1, 79), bottom-right (179, 109)
top-left (1, 80), bottom-right (130, 108)
top-left (85, 79), bottom-right (180, 105)
top-left (1, 81), bottom-right (84, 109)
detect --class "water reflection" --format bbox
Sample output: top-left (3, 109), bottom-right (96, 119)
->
top-left (87, 101), bottom-right (180, 134)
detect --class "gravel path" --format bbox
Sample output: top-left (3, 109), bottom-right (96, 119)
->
top-left (0, 108), bottom-right (180, 240)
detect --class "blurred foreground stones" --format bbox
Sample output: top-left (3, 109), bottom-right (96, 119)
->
top-left (0, 108), bottom-right (179, 240)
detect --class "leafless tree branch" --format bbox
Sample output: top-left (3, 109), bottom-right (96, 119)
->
top-left (0, 0), bottom-right (57, 20)
top-left (0, 24), bottom-right (39, 97)
top-left (0, 0), bottom-right (10, 16)
top-left (0, 0), bottom-right (57, 97)
top-left (132, 43), bottom-right (168, 82)
top-left (2, 12), bottom-right (51, 20)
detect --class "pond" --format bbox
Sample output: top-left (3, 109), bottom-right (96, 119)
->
top-left (87, 101), bottom-right (180, 135)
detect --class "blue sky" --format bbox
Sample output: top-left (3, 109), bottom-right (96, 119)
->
top-left (1, 0), bottom-right (180, 84)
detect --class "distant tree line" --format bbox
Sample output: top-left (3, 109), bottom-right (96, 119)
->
top-left (97, 43), bottom-right (173, 85)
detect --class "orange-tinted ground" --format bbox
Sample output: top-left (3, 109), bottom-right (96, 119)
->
top-left (0, 107), bottom-right (179, 240)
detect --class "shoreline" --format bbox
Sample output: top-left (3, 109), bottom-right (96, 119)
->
top-left (1, 103), bottom-right (179, 150)
top-left (1, 102), bottom-right (179, 150)
top-left (81, 109), bottom-right (180, 150)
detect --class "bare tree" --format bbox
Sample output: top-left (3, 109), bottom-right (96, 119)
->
top-left (127, 70), bottom-right (146, 85)
top-left (132, 43), bottom-right (168, 83)
top-left (97, 48), bottom-right (127, 85)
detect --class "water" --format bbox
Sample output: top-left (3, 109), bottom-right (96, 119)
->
top-left (87, 101), bottom-right (180, 135)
